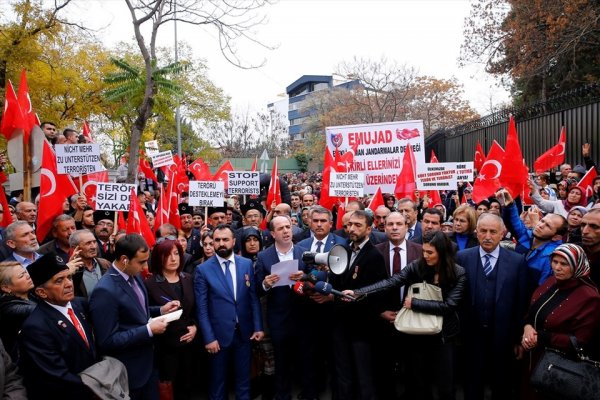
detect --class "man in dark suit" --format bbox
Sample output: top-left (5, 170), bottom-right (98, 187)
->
top-left (456, 213), bottom-right (528, 400)
top-left (89, 234), bottom-right (179, 400)
top-left (93, 210), bottom-right (115, 261)
top-left (333, 205), bottom-right (387, 245)
top-left (255, 215), bottom-right (306, 400)
top-left (19, 254), bottom-right (97, 399)
top-left (373, 211), bottom-right (422, 399)
top-left (195, 224), bottom-right (264, 400)
top-left (297, 205), bottom-right (346, 253)
top-left (398, 198), bottom-right (422, 243)
top-left (330, 210), bottom-right (388, 400)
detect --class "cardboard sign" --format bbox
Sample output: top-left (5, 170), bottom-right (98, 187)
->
top-left (329, 172), bottom-right (365, 197)
top-left (456, 162), bottom-right (474, 182)
top-left (145, 140), bottom-right (159, 156)
top-left (416, 163), bottom-right (459, 190)
top-left (95, 183), bottom-right (136, 211)
top-left (326, 120), bottom-right (425, 194)
top-left (150, 151), bottom-right (174, 168)
top-left (227, 171), bottom-right (260, 195)
top-left (55, 144), bottom-right (102, 175)
top-left (188, 181), bottom-right (225, 207)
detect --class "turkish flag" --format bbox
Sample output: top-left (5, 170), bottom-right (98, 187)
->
top-left (212, 160), bottom-right (234, 189)
top-left (16, 70), bottom-right (37, 143)
top-left (394, 144), bottom-right (417, 201)
top-left (266, 157), bottom-right (281, 211)
top-left (126, 188), bottom-right (156, 247)
top-left (368, 186), bottom-right (385, 212)
top-left (0, 81), bottom-right (26, 141)
top-left (77, 170), bottom-right (109, 208)
top-left (460, 182), bottom-right (473, 205)
top-left (499, 116), bottom-right (529, 198)
top-left (82, 121), bottom-right (93, 143)
top-left (474, 141), bottom-right (485, 171)
top-left (37, 141), bottom-right (78, 242)
top-left (578, 167), bottom-right (598, 200)
top-left (251, 156), bottom-right (258, 172)
top-left (472, 140), bottom-right (505, 203)
top-left (319, 148), bottom-right (338, 210)
top-left (533, 127), bottom-right (566, 173)
top-left (427, 150), bottom-right (442, 206)
top-left (189, 157), bottom-right (212, 180)
top-left (0, 187), bottom-right (11, 228)
top-left (139, 157), bottom-right (158, 183)
top-left (117, 211), bottom-right (127, 232)
top-left (335, 203), bottom-right (346, 230)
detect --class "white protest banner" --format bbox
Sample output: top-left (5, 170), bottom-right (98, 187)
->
top-left (95, 183), bottom-right (136, 211)
top-left (456, 162), bottom-right (474, 182)
top-left (145, 140), bottom-right (160, 156)
top-left (329, 172), bottom-right (365, 197)
top-left (188, 181), bottom-right (225, 207)
top-left (150, 151), bottom-right (174, 168)
top-left (416, 163), bottom-right (459, 190)
top-left (227, 171), bottom-right (260, 195)
top-left (55, 144), bottom-right (102, 175)
top-left (326, 120), bottom-right (425, 194)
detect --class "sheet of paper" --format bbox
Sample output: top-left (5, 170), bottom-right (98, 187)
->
top-left (150, 309), bottom-right (183, 324)
top-left (271, 259), bottom-right (299, 287)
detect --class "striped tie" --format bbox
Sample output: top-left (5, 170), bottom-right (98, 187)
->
top-left (483, 254), bottom-right (493, 276)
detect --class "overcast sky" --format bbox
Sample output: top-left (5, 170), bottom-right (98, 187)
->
top-left (68, 0), bottom-right (510, 115)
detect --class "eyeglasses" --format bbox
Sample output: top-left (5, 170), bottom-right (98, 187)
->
top-left (156, 235), bottom-right (177, 244)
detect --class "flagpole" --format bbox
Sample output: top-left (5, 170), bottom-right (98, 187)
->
top-left (22, 131), bottom-right (31, 202)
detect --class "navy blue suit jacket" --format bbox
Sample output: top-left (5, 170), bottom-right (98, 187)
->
top-left (255, 245), bottom-right (306, 340)
top-left (19, 299), bottom-right (96, 399)
top-left (456, 246), bottom-right (528, 349)
top-left (89, 266), bottom-right (161, 390)
top-left (297, 233), bottom-right (346, 253)
top-left (408, 221), bottom-right (423, 244)
top-left (195, 255), bottom-right (262, 347)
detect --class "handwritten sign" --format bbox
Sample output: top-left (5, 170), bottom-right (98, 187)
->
top-left (188, 181), bottom-right (225, 207)
top-left (55, 144), bottom-right (102, 175)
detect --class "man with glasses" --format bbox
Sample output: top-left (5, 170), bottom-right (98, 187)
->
top-left (93, 210), bottom-right (115, 261)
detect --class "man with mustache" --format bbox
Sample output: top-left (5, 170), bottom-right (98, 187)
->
top-left (19, 253), bottom-right (97, 399)
top-left (456, 213), bottom-right (528, 400)
top-left (93, 210), bottom-right (115, 262)
top-left (195, 225), bottom-right (263, 400)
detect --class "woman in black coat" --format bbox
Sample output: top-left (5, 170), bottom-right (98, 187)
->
top-left (0, 261), bottom-right (36, 361)
top-left (347, 231), bottom-right (466, 400)
top-left (145, 238), bottom-right (197, 400)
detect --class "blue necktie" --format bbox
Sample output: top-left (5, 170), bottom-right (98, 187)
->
top-left (408, 228), bottom-right (414, 239)
top-left (315, 241), bottom-right (323, 253)
top-left (224, 261), bottom-right (235, 298)
top-left (483, 254), bottom-right (493, 276)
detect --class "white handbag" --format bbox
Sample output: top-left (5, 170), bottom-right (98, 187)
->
top-left (394, 281), bottom-right (443, 335)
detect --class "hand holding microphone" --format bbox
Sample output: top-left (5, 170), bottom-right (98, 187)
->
top-left (314, 281), bottom-right (356, 301)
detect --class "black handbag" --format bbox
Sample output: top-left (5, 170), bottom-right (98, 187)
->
top-left (530, 336), bottom-right (600, 400)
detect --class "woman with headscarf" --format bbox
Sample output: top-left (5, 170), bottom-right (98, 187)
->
top-left (521, 243), bottom-right (600, 399)
top-left (240, 227), bottom-right (264, 267)
top-left (529, 179), bottom-right (588, 218)
top-left (565, 206), bottom-right (587, 245)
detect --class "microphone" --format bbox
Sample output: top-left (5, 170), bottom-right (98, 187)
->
top-left (313, 281), bottom-right (355, 301)
top-left (300, 269), bottom-right (328, 283)
top-left (293, 281), bottom-right (315, 296)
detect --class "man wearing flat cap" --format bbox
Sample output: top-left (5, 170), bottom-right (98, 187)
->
top-left (19, 253), bottom-right (97, 399)
top-left (93, 210), bottom-right (115, 261)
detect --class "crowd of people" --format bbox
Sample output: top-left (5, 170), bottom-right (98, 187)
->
top-left (0, 126), bottom-right (599, 400)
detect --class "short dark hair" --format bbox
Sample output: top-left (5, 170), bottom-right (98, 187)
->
top-left (422, 208), bottom-right (443, 223)
top-left (349, 209), bottom-right (373, 227)
top-left (213, 224), bottom-right (235, 238)
top-left (40, 122), bottom-right (56, 129)
top-left (419, 231), bottom-right (456, 287)
top-left (268, 215), bottom-right (291, 232)
top-left (114, 234), bottom-right (148, 260)
top-left (552, 214), bottom-right (569, 237)
top-left (63, 128), bottom-right (77, 139)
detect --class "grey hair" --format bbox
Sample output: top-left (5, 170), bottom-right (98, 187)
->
top-left (52, 214), bottom-right (75, 229)
top-left (477, 212), bottom-right (506, 231)
top-left (5, 221), bottom-right (31, 241)
top-left (69, 229), bottom-right (95, 247)
top-left (309, 206), bottom-right (333, 221)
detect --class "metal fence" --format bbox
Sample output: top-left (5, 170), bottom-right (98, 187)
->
top-left (426, 82), bottom-right (600, 168)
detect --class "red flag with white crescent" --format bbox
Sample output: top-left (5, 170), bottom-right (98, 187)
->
top-left (533, 127), bottom-right (566, 173)
top-left (16, 69), bottom-right (37, 143)
top-left (0, 81), bottom-right (26, 141)
top-left (472, 141), bottom-right (505, 203)
top-left (127, 188), bottom-right (156, 247)
top-left (474, 141), bottom-right (485, 171)
top-left (578, 167), bottom-right (598, 200)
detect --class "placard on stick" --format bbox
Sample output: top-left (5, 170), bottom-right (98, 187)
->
top-left (188, 181), bottom-right (225, 207)
top-left (227, 171), bottom-right (260, 195)
top-left (456, 162), bottom-right (474, 182)
top-left (55, 144), bottom-right (102, 175)
top-left (329, 173), bottom-right (365, 197)
top-left (150, 151), bottom-right (174, 168)
top-left (416, 163), bottom-right (458, 190)
top-left (95, 183), bottom-right (136, 211)
top-left (145, 140), bottom-right (159, 156)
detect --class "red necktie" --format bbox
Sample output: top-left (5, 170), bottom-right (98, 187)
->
top-left (103, 242), bottom-right (108, 254)
top-left (67, 308), bottom-right (89, 348)
top-left (393, 247), bottom-right (401, 275)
